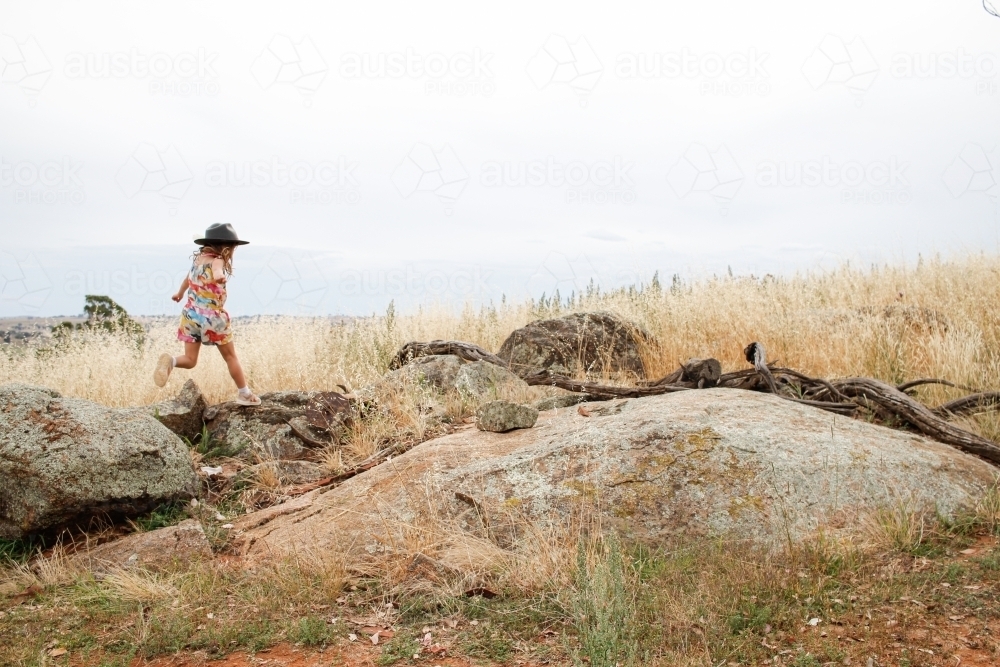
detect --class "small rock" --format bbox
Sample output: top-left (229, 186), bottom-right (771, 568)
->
top-left (476, 401), bottom-right (538, 433)
top-left (143, 379), bottom-right (208, 442)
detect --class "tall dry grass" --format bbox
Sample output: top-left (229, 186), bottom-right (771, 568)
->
top-left (2, 254), bottom-right (1000, 407)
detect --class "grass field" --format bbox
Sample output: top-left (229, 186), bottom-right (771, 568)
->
top-left (3, 253), bottom-right (1000, 408)
top-left (4, 254), bottom-right (1000, 666)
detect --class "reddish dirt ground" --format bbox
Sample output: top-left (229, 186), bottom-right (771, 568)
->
top-left (127, 642), bottom-right (552, 667)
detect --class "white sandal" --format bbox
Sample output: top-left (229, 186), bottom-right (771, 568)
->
top-left (236, 391), bottom-right (261, 406)
top-left (153, 354), bottom-right (173, 387)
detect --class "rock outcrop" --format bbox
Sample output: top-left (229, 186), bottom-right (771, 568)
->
top-left (231, 389), bottom-right (997, 560)
top-left (385, 354), bottom-right (464, 392)
top-left (0, 384), bottom-right (198, 539)
top-left (497, 311), bottom-right (652, 378)
top-left (79, 519), bottom-right (213, 572)
top-left (382, 355), bottom-right (528, 402)
top-left (203, 390), bottom-right (353, 461)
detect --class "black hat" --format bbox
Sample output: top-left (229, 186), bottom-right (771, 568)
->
top-left (194, 223), bottom-right (249, 246)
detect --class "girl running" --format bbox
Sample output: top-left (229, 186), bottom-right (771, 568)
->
top-left (153, 223), bottom-right (261, 406)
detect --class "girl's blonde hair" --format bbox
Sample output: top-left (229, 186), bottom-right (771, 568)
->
top-left (194, 244), bottom-right (236, 276)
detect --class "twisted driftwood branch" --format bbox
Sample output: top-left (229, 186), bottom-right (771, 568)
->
top-left (390, 338), bottom-right (1000, 466)
top-left (933, 392), bottom-right (1000, 418)
top-left (821, 378), bottom-right (1000, 465)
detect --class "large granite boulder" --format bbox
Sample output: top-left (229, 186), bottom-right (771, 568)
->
top-left (231, 388), bottom-right (997, 561)
top-left (0, 384), bottom-right (198, 539)
top-left (497, 311), bottom-right (652, 379)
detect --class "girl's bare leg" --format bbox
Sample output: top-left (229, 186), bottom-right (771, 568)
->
top-left (155, 342), bottom-right (200, 387)
top-left (217, 342), bottom-right (247, 389)
top-left (173, 342), bottom-right (202, 370)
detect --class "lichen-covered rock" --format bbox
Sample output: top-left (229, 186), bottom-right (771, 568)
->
top-left (232, 389), bottom-right (998, 560)
top-left (455, 361), bottom-right (528, 400)
top-left (0, 384), bottom-right (198, 539)
top-left (144, 379), bottom-right (207, 442)
top-left (476, 401), bottom-right (539, 432)
top-left (79, 519), bottom-right (212, 572)
top-left (497, 311), bottom-right (652, 378)
top-left (384, 354), bottom-right (464, 391)
top-left (203, 391), bottom-right (352, 461)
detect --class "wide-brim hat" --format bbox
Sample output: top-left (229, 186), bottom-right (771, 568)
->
top-left (194, 223), bottom-right (249, 246)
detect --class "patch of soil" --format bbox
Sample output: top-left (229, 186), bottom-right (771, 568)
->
top-left (127, 642), bottom-right (554, 667)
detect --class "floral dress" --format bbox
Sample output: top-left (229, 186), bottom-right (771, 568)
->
top-left (177, 253), bottom-right (233, 346)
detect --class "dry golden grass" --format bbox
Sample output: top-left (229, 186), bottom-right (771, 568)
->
top-left (2, 254), bottom-right (999, 411)
top-left (8, 255), bottom-right (1000, 664)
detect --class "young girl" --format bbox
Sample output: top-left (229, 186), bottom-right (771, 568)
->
top-left (153, 223), bottom-right (261, 406)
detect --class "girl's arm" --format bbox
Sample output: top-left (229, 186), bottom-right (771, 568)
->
top-left (211, 257), bottom-right (227, 283)
top-left (172, 277), bottom-right (190, 302)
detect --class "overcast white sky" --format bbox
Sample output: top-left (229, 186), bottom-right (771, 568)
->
top-left (1, 0), bottom-right (998, 316)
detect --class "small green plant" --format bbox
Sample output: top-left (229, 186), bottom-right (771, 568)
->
top-left (791, 653), bottom-right (822, 667)
top-left (976, 547), bottom-right (1000, 571)
top-left (185, 424), bottom-right (242, 460)
top-left (131, 502), bottom-right (189, 532)
top-left (569, 534), bottom-right (638, 667)
top-left (377, 632), bottom-right (421, 665)
top-left (289, 615), bottom-right (332, 647)
top-left (728, 598), bottom-right (772, 635)
top-left (458, 624), bottom-right (514, 662)
top-left (0, 535), bottom-right (46, 565)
